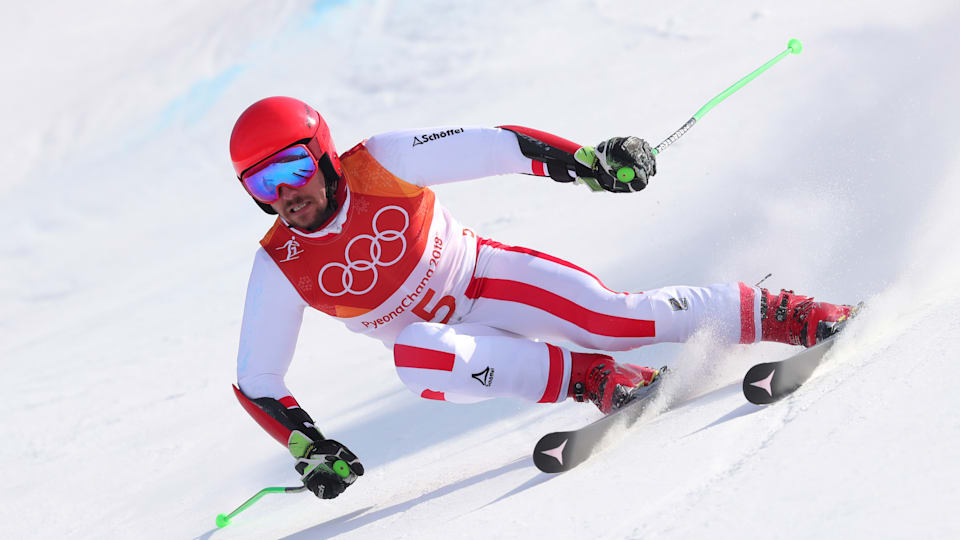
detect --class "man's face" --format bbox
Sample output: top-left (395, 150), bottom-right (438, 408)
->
top-left (269, 169), bottom-right (330, 232)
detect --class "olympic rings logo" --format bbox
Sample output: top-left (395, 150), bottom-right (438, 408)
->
top-left (318, 206), bottom-right (410, 296)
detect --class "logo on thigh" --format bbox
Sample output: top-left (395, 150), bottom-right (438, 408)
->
top-left (471, 366), bottom-right (495, 387)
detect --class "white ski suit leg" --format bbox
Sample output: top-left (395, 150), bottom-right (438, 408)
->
top-left (392, 238), bottom-right (762, 403)
top-left (393, 322), bottom-right (572, 403)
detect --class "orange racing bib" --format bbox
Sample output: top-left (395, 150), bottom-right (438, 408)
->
top-left (260, 144), bottom-right (436, 319)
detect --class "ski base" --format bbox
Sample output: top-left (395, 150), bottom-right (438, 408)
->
top-left (533, 374), bottom-right (666, 474)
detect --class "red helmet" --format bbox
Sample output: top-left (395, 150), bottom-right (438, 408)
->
top-left (229, 97), bottom-right (342, 214)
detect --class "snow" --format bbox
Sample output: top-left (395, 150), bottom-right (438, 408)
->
top-left (2, 0), bottom-right (959, 538)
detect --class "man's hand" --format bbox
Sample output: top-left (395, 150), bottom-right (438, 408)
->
top-left (288, 431), bottom-right (364, 499)
top-left (573, 136), bottom-right (656, 193)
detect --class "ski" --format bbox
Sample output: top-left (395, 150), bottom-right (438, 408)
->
top-left (742, 301), bottom-right (862, 405)
top-left (533, 374), bottom-right (666, 474)
top-left (741, 337), bottom-right (838, 404)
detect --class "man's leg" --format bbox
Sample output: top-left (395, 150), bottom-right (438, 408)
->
top-left (459, 238), bottom-right (760, 350)
top-left (399, 238), bottom-right (752, 411)
top-left (393, 322), bottom-right (658, 412)
top-left (394, 239), bottom-right (853, 410)
top-left (393, 322), bottom-right (572, 404)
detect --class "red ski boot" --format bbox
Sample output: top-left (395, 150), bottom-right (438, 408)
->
top-left (568, 353), bottom-right (660, 414)
top-left (760, 288), bottom-right (858, 348)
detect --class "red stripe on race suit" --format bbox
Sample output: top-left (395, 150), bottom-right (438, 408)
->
top-left (466, 238), bottom-right (630, 297)
top-left (394, 344), bottom-right (456, 371)
top-left (468, 278), bottom-right (656, 338)
top-left (532, 160), bottom-right (545, 176)
top-left (739, 282), bottom-right (756, 344)
top-left (420, 389), bottom-right (446, 401)
top-left (278, 396), bottom-right (300, 408)
top-left (538, 344), bottom-right (565, 403)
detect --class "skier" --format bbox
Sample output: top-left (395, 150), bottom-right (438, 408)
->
top-left (229, 96), bottom-right (854, 499)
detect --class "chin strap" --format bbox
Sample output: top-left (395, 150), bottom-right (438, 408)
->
top-left (254, 198), bottom-right (278, 215)
top-left (320, 154), bottom-right (340, 216)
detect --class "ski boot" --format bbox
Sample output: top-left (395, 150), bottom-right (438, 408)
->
top-left (568, 353), bottom-right (661, 414)
top-left (760, 288), bottom-right (861, 348)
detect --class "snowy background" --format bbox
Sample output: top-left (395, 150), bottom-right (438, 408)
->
top-left (2, 0), bottom-right (959, 538)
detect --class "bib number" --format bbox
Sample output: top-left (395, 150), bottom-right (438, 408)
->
top-left (413, 288), bottom-right (456, 324)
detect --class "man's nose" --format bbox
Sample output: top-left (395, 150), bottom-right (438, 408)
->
top-left (277, 184), bottom-right (296, 199)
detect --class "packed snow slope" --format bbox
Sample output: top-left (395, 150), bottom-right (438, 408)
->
top-left (2, 1), bottom-right (959, 538)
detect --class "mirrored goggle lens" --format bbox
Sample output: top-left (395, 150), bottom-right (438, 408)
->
top-left (241, 145), bottom-right (318, 203)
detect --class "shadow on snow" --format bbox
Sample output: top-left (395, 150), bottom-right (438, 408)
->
top-left (280, 458), bottom-right (538, 539)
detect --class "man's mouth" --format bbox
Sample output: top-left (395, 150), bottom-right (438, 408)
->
top-left (288, 201), bottom-right (310, 214)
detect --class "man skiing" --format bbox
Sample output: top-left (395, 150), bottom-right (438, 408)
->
top-left (229, 96), bottom-right (854, 500)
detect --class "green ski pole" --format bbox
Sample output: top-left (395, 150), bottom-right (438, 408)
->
top-left (215, 459), bottom-right (352, 528)
top-left (216, 485), bottom-right (306, 528)
top-left (614, 38), bottom-right (804, 183)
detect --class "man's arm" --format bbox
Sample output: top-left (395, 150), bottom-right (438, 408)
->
top-left (363, 125), bottom-right (655, 192)
top-left (234, 248), bottom-right (319, 443)
top-left (364, 126), bottom-right (533, 185)
top-left (234, 249), bottom-right (364, 499)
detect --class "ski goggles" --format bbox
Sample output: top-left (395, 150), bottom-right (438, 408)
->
top-left (240, 143), bottom-right (319, 204)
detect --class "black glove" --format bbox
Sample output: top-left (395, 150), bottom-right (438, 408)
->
top-left (288, 431), bottom-right (364, 499)
top-left (573, 136), bottom-right (656, 193)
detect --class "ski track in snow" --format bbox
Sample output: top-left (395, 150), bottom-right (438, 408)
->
top-left (2, 1), bottom-right (960, 538)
